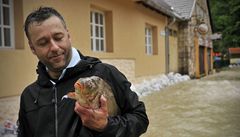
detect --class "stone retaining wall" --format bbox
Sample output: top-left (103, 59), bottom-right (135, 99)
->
top-left (101, 59), bottom-right (135, 83)
top-left (101, 59), bottom-right (161, 84)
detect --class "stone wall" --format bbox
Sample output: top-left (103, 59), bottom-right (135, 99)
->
top-left (178, 22), bottom-right (190, 75)
top-left (177, 0), bottom-right (213, 78)
top-left (101, 59), bottom-right (161, 84)
top-left (178, 15), bottom-right (198, 78)
top-left (101, 59), bottom-right (136, 83)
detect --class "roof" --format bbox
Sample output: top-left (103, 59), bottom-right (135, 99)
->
top-left (134, 0), bottom-right (197, 20)
top-left (134, 0), bottom-right (213, 31)
top-left (164, 0), bottom-right (213, 31)
top-left (164, 0), bottom-right (196, 20)
top-left (229, 48), bottom-right (240, 54)
top-left (134, 0), bottom-right (182, 19)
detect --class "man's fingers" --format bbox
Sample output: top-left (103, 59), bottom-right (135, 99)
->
top-left (74, 102), bottom-right (88, 115)
top-left (74, 98), bottom-right (109, 131)
top-left (74, 102), bottom-right (81, 115)
top-left (75, 101), bottom-right (95, 115)
top-left (99, 95), bottom-right (108, 115)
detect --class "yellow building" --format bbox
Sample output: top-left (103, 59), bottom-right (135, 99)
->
top-left (0, 0), bottom-right (180, 97)
top-left (0, 0), bottom-right (214, 97)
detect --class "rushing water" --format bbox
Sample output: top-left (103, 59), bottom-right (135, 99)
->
top-left (141, 68), bottom-right (240, 137)
top-left (0, 69), bottom-right (239, 137)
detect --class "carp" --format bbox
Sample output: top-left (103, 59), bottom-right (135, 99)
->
top-left (67, 76), bottom-right (120, 116)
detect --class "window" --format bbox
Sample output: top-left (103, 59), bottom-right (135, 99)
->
top-left (145, 24), bottom-right (158, 55)
top-left (0, 0), bottom-right (14, 49)
top-left (169, 29), bottom-right (178, 37)
top-left (90, 10), bottom-right (105, 52)
top-left (145, 26), bottom-right (153, 55)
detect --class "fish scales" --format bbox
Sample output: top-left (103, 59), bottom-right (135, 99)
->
top-left (68, 76), bottom-right (120, 116)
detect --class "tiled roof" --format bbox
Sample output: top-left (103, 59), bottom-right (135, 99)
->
top-left (135, 0), bottom-right (175, 17)
top-left (135, 0), bottom-right (196, 20)
top-left (229, 48), bottom-right (240, 54)
top-left (163, 0), bottom-right (196, 20)
top-left (151, 0), bottom-right (172, 11)
top-left (134, 0), bottom-right (213, 31)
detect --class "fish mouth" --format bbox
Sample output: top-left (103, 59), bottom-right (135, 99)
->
top-left (74, 82), bottom-right (85, 91)
top-left (74, 82), bottom-right (98, 99)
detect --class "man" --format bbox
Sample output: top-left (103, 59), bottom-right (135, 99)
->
top-left (17, 6), bottom-right (149, 137)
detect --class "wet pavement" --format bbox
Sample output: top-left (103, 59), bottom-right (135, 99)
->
top-left (140, 67), bottom-right (240, 137)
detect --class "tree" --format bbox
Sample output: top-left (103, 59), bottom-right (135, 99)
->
top-left (209, 0), bottom-right (240, 54)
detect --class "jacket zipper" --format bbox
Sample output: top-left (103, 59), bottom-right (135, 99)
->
top-left (53, 85), bottom-right (58, 137)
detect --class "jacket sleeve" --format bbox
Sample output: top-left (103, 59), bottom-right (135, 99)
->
top-left (97, 64), bottom-right (149, 137)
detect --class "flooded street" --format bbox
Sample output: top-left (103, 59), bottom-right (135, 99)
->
top-left (0, 68), bottom-right (239, 136)
top-left (141, 68), bottom-right (240, 137)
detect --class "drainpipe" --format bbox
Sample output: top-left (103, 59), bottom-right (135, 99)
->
top-left (165, 15), bottom-right (176, 74)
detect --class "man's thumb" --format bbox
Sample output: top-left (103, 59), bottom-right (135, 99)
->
top-left (100, 95), bottom-right (108, 113)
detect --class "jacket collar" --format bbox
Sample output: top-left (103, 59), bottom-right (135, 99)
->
top-left (46, 47), bottom-right (81, 82)
top-left (36, 49), bottom-right (101, 87)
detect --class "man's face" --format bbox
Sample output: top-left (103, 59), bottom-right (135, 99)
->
top-left (28, 16), bottom-right (72, 72)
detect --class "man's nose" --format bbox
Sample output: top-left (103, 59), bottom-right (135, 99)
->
top-left (49, 39), bottom-right (60, 51)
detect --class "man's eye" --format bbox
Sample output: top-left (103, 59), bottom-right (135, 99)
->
top-left (38, 40), bottom-right (48, 47)
top-left (55, 37), bottom-right (63, 41)
top-left (54, 35), bottom-right (64, 41)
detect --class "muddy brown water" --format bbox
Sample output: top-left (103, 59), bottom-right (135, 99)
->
top-left (141, 68), bottom-right (240, 137)
top-left (0, 68), bottom-right (240, 137)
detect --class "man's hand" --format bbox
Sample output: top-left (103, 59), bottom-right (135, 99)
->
top-left (74, 95), bottom-right (109, 132)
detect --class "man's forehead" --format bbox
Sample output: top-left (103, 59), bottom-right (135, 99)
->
top-left (28, 19), bottom-right (66, 42)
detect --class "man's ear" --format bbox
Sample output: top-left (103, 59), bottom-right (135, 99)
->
top-left (28, 41), bottom-right (36, 55)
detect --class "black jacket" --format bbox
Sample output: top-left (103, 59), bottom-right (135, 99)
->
top-left (17, 53), bottom-right (149, 137)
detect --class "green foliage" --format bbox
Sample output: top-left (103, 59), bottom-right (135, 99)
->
top-left (209, 0), bottom-right (240, 53)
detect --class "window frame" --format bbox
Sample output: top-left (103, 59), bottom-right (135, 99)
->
top-left (90, 9), bottom-right (106, 52)
top-left (0, 0), bottom-right (14, 49)
top-left (145, 26), bottom-right (153, 55)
